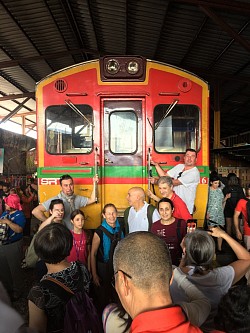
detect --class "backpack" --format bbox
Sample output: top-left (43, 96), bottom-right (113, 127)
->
top-left (41, 264), bottom-right (102, 333)
top-left (23, 233), bottom-right (39, 268)
top-left (123, 204), bottom-right (156, 234)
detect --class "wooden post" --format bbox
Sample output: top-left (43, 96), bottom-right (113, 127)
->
top-left (213, 83), bottom-right (221, 149)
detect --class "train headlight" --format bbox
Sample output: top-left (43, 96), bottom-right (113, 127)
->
top-left (101, 56), bottom-right (146, 81)
top-left (126, 61), bottom-right (139, 75)
top-left (106, 59), bottom-right (120, 74)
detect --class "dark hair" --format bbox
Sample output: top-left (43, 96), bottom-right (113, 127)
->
top-left (227, 172), bottom-right (237, 180)
top-left (34, 223), bottom-right (73, 264)
top-left (59, 174), bottom-right (73, 186)
top-left (70, 209), bottom-right (85, 220)
top-left (158, 197), bottom-right (174, 210)
top-left (210, 174), bottom-right (220, 184)
top-left (185, 148), bottom-right (197, 157)
top-left (49, 198), bottom-right (64, 211)
top-left (183, 229), bottom-right (215, 273)
top-left (214, 285), bottom-right (250, 333)
top-left (102, 203), bottom-right (117, 215)
top-left (227, 175), bottom-right (240, 186)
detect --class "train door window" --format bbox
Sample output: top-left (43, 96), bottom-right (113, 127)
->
top-left (109, 111), bottom-right (137, 154)
top-left (154, 104), bottom-right (200, 153)
top-left (45, 104), bottom-right (93, 154)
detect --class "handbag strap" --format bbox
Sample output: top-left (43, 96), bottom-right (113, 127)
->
top-left (42, 276), bottom-right (74, 295)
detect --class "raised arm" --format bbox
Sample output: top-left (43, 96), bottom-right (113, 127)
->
top-left (171, 179), bottom-right (182, 186)
top-left (209, 227), bottom-right (250, 284)
top-left (38, 210), bottom-right (58, 231)
top-left (151, 160), bottom-right (166, 177)
top-left (146, 189), bottom-right (160, 202)
top-left (87, 174), bottom-right (99, 205)
top-left (32, 204), bottom-right (47, 222)
top-left (172, 268), bottom-right (211, 327)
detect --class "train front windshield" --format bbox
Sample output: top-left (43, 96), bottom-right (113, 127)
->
top-left (154, 104), bottom-right (200, 153)
top-left (45, 104), bottom-right (93, 154)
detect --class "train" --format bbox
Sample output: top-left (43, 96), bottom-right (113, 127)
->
top-left (36, 55), bottom-right (209, 228)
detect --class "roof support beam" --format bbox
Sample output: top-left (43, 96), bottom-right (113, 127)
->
top-left (173, 0), bottom-right (250, 15)
top-left (0, 48), bottom-right (100, 69)
top-left (0, 111), bottom-right (36, 119)
top-left (0, 98), bottom-right (30, 124)
top-left (0, 92), bottom-right (35, 101)
top-left (199, 6), bottom-right (250, 53)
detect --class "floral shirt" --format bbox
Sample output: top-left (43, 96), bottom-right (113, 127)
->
top-left (28, 261), bottom-right (91, 332)
top-left (207, 188), bottom-right (225, 226)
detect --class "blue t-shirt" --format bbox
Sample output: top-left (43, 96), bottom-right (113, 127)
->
top-left (1, 210), bottom-right (26, 243)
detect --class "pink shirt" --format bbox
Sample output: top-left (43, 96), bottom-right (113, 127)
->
top-left (67, 230), bottom-right (88, 265)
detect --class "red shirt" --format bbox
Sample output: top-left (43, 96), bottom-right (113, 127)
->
top-left (170, 192), bottom-right (192, 221)
top-left (20, 194), bottom-right (34, 218)
top-left (131, 306), bottom-right (202, 333)
top-left (235, 199), bottom-right (250, 236)
top-left (67, 230), bottom-right (88, 265)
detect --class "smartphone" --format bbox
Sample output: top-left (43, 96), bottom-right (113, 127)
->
top-left (187, 219), bottom-right (197, 233)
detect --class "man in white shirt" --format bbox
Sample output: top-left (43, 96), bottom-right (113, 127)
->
top-left (150, 149), bottom-right (200, 214)
top-left (124, 187), bottom-right (160, 233)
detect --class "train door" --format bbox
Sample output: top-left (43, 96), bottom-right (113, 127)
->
top-left (102, 99), bottom-right (144, 213)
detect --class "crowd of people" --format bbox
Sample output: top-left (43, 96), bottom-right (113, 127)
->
top-left (0, 149), bottom-right (249, 333)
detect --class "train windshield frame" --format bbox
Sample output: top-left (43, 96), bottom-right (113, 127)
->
top-left (154, 104), bottom-right (200, 153)
top-left (45, 104), bottom-right (93, 154)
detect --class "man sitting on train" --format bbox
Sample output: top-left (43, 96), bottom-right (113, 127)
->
top-left (32, 174), bottom-right (98, 230)
top-left (123, 187), bottom-right (160, 234)
top-left (150, 148), bottom-right (200, 215)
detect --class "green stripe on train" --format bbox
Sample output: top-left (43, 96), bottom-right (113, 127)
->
top-left (37, 165), bottom-right (209, 178)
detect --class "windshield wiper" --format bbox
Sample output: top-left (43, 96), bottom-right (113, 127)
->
top-left (155, 99), bottom-right (179, 130)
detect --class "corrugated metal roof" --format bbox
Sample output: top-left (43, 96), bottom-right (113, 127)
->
top-left (0, 0), bottom-right (250, 156)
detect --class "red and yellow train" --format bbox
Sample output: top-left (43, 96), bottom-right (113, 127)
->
top-left (36, 56), bottom-right (209, 228)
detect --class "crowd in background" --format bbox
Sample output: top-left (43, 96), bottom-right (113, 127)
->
top-left (0, 152), bottom-right (250, 333)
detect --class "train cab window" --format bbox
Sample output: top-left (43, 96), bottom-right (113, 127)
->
top-left (109, 111), bottom-right (137, 154)
top-left (154, 104), bottom-right (200, 153)
top-left (45, 104), bottom-right (93, 154)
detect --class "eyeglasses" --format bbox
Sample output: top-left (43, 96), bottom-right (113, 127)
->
top-left (111, 269), bottom-right (132, 288)
top-left (177, 171), bottom-right (183, 179)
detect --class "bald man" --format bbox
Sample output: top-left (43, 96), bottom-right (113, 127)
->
top-left (124, 187), bottom-right (160, 233)
top-left (113, 232), bottom-right (202, 333)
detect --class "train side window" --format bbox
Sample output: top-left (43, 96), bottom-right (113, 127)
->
top-left (154, 104), bottom-right (200, 153)
top-left (45, 104), bottom-right (93, 154)
top-left (109, 111), bottom-right (137, 154)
